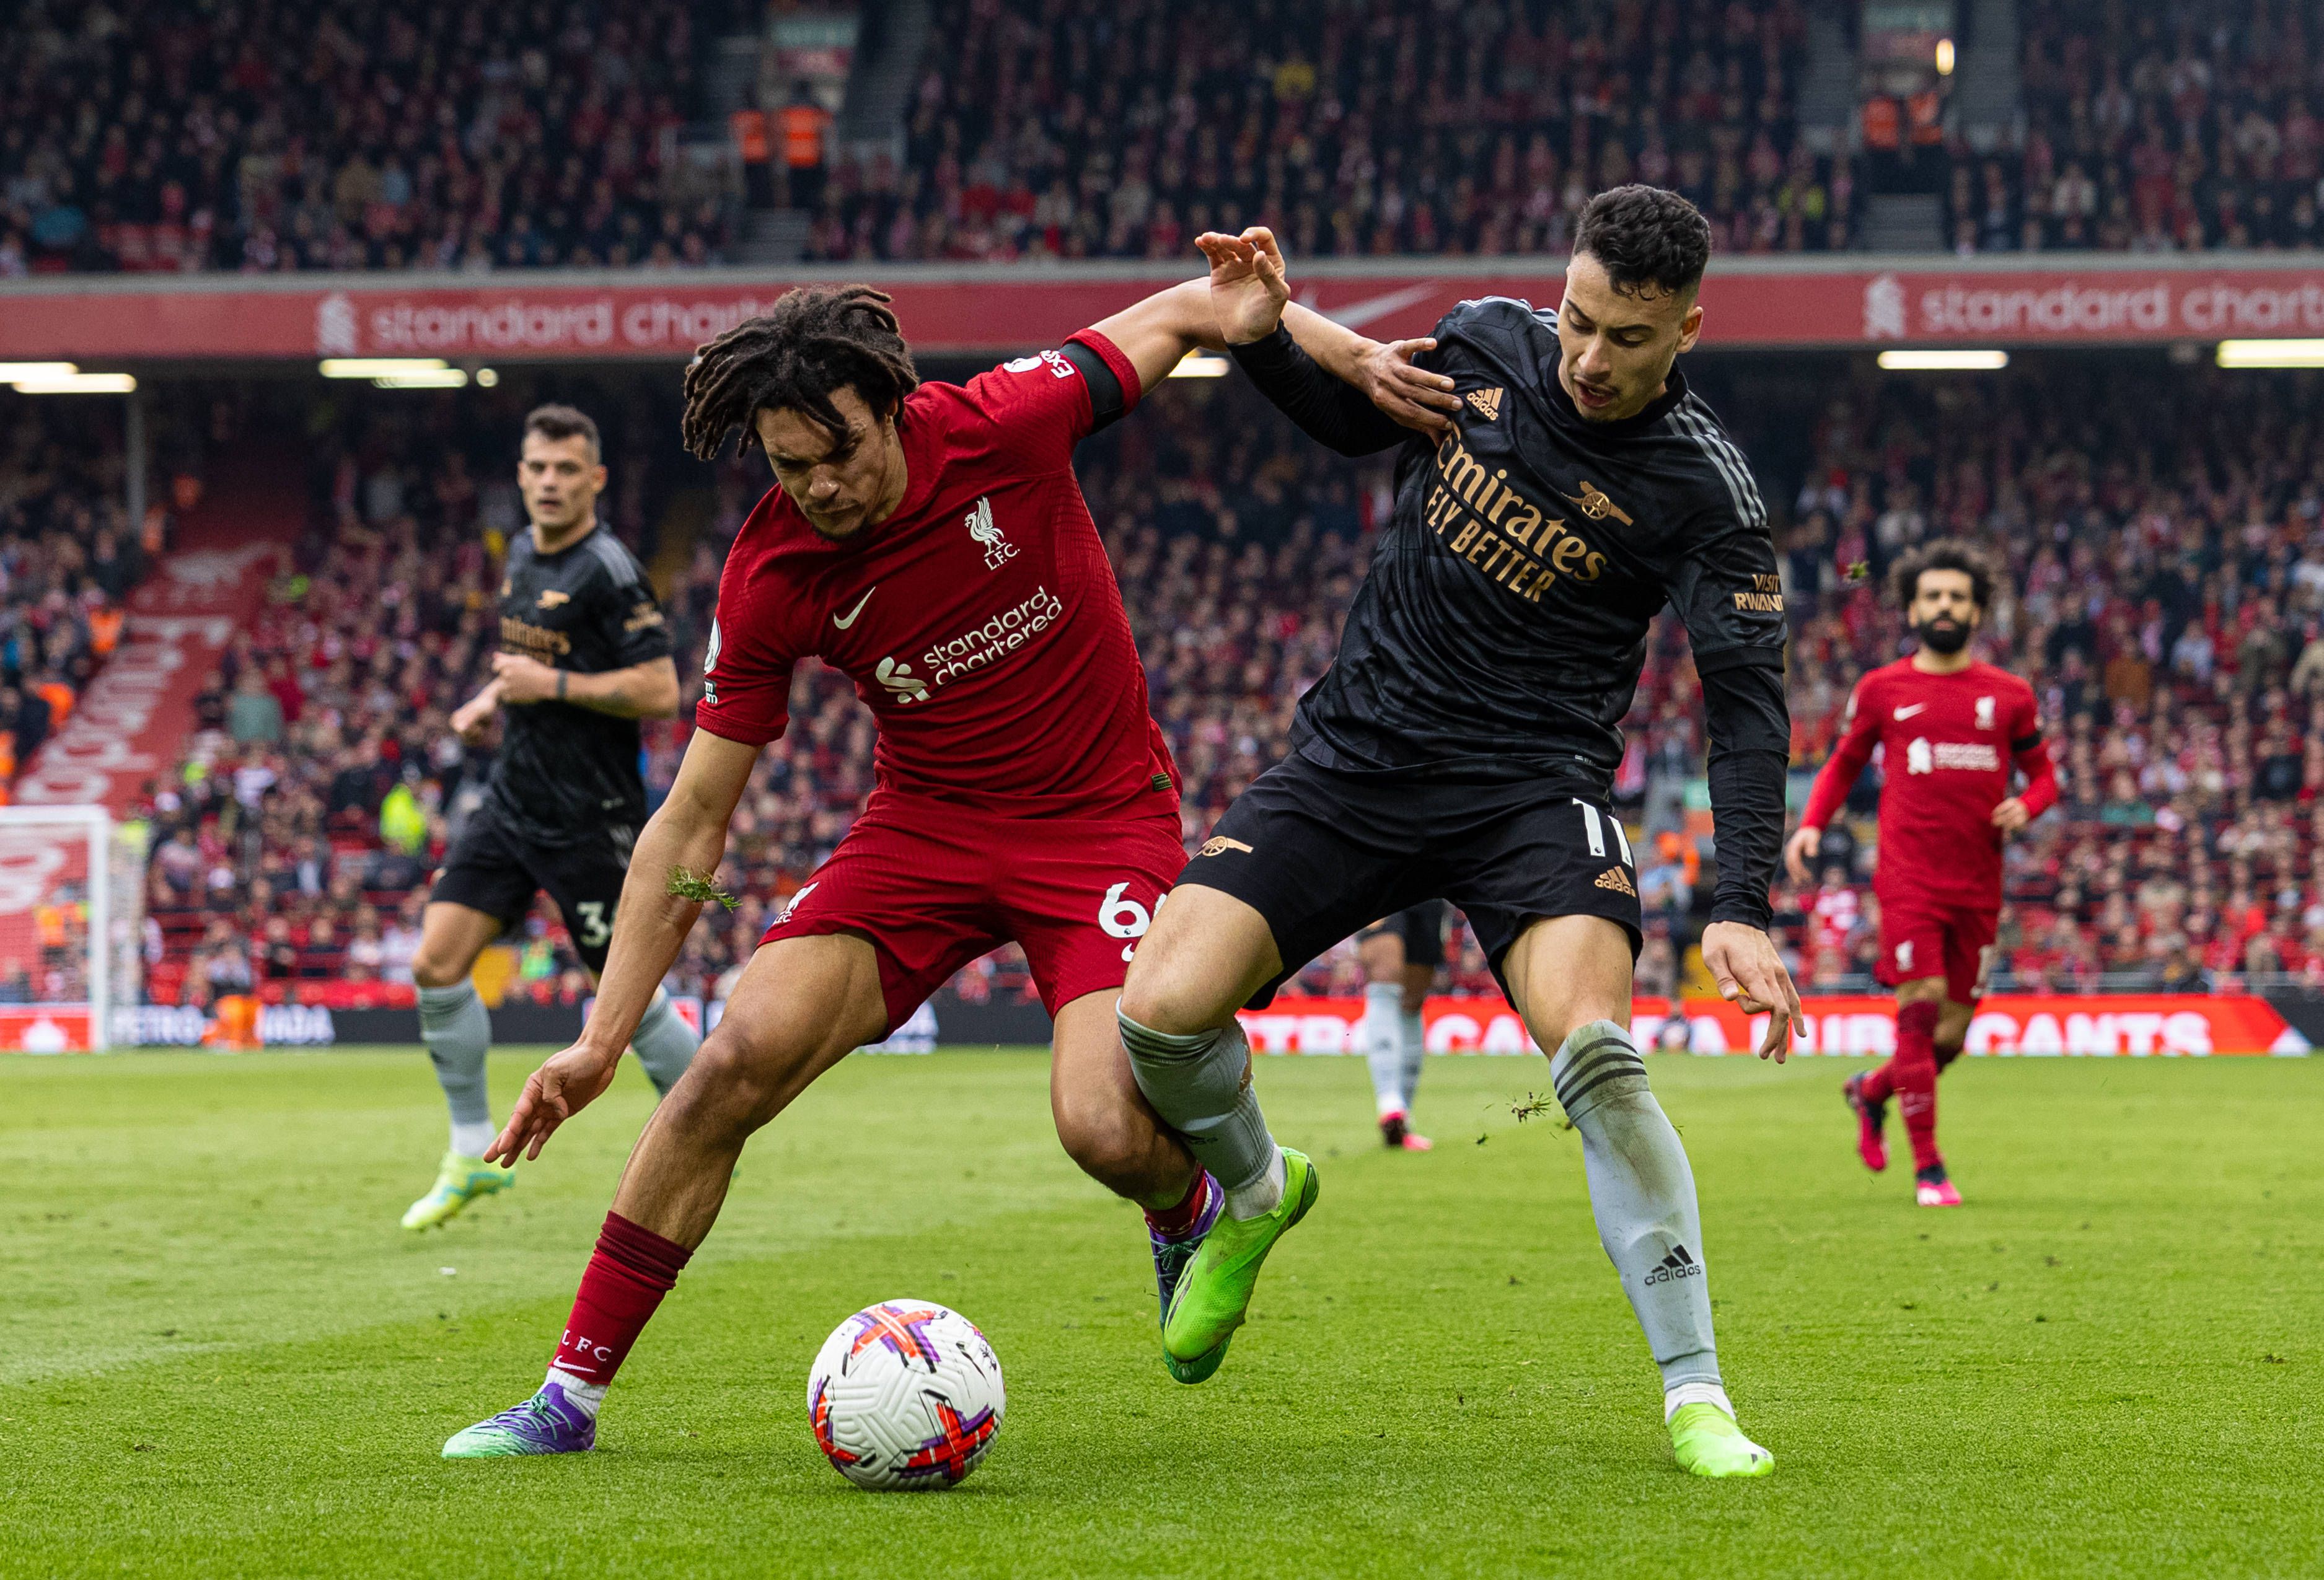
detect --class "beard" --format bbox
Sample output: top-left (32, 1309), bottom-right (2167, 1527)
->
top-left (1915, 616), bottom-right (1971, 655)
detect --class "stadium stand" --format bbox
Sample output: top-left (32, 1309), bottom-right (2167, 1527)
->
top-left (0, 0), bottom-right (736, 274)
top-left (1950, 1), bottom-right (2324, 252)
top-left (122, 351), bottom-right (2324, 1011)
top-left (0, 395), bottom-right (173, 798)
top-left (807, 0), bottom-right (1857, 261)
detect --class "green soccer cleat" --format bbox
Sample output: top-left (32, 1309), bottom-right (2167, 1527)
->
top-left (1160, 1148), bottom-right (1319, 1384)
top-left (1668, 1402), bottom-right (1775, 1478)
top-left (400, 1151), bottom-right (514, 1231)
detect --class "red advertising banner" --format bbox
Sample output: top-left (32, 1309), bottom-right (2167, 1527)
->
top-left (1241, 993), bottom-right (2306, 1058)
top-left (6, 257), bottom-right (2323, 362)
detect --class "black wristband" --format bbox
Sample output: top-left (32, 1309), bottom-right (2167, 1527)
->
top-left (557, 671), bottom-right (568, 702)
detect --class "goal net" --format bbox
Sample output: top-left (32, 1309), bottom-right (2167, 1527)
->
top-left (0, 805), bottom-right (145, 1053)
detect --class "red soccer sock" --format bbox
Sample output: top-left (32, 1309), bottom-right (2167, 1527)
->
top-left (1860, 1058), bottom-right (1897, 1105)
top-left (1893, 1000), bottom-right (1943, 1174)
top-left (550, 1211), bottom-right (693, 1386)
top-left (1143, 1169), bottom-right (1215, 1238)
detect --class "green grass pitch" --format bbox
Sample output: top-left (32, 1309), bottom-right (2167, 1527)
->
top-left (2, 1047), bottom-right (2319, 1578)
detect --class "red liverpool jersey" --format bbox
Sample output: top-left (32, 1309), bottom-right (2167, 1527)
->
top-left (1799, 658), bottom-right (2057, 908)
top-left (693, 329), bottom-right (1178, 820)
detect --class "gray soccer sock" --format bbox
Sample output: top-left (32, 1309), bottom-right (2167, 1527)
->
top-left (629, 988), bottom-right (700, 1099)
top-left (1398, 1006), bottom-right (1427, 1113)
top-left (1362, 981), bottom-right (1405, 1115)
top-left (418, 980), bottom-right (492, 1138)
top-left (1117, 1009), bottom-right (1280, 1211)
top-left (1551, 1020), bottom-right (1722, 1394)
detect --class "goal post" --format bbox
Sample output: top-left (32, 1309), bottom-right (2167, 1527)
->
top-left (0, 805), bottom-right (146, 1053)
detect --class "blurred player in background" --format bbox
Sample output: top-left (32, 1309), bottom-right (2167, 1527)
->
top-left (1356, 903), bottom-right (1443, 1149)
top-left (442, 279), bottom-right (1309, 1457)
top-left (1787, 541), bottom-right (2056, 1207)
top-left (402, 406), bottom-right (696, 1231)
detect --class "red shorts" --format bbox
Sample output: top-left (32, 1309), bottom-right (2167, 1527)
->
top-left (1875, 892), bottom-right (1999, 1004)
top-left (759, 796), bottom-right (1184, 1031)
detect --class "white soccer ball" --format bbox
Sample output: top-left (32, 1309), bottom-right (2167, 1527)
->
top-left (806, 1300), bottom-right (1005, 1490)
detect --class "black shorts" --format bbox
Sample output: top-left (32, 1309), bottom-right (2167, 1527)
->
top-left (1357, 900), bottom-right (1448, 968)
top-left (1184, 753), bottom-right (1642, 1008)
top-left (429, 805), bottom-right (635, 974)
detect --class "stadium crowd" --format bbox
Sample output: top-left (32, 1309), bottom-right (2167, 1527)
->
top-left (1762, 359), bottom-right (2324, 991)
top-left (806, 0), bottom-right (1855, 263)
top-left (1949, 0), bottom-right (2324, 252)
top-left (0, 398), bottom-right (159, 798)
top-left (129, 348), bottom-right (2324, 1014)
top-left (0, 0), bottom-right (734, 276)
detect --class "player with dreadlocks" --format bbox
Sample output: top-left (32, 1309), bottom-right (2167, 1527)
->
top-left (440, 279), bottom-right (1376, 1455)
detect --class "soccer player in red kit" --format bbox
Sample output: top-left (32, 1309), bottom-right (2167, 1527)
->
top-left (439, 281), bottom-right (1309, 1456)
top-left (1785, 541), bottom-right (2057, 1207)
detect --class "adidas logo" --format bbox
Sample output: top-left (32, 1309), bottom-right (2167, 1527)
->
top-left (1595, 866), bottom-right (1636, 897)
top-left (1644, 1244), bottom-right (1703, 1286)
top-left (1464, 387), bottom-right (1503, 421)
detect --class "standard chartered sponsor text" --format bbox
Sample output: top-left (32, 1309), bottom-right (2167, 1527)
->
top-left (922, 587), bottom-right (1065, 685)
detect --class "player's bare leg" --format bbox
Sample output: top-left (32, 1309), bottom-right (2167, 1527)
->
top-left (1503, 914), bottom-right (1771, 1478)
top-left (442, 932), bottom-right (884, 1456)
top-left (609, 932), bottom-right (889, 1245)
top-left (405, 902), bottom-right (516, 1229)
top-left (1117, 884), bottom-right (1318, 1382)
top-left (1050, 988), bottom-right (1217, 1323)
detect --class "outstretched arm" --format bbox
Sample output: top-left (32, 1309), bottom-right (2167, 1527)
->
top-left (1199, 227), bottom-right (1464, 442)
top-left (488, 728), bottom-right (762, 1162)
top-left (1084, 279), bottom-right (1232, 397)
top-left (1788, 681), bottom-right (1881, 880)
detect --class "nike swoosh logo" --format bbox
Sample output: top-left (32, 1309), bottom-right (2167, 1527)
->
top-left (1300, 281), bottom-right (1443, 330)
top-left (833, 587), bottom-right (875, 630)
top-left (1893, 704), bottom-right (1927, 720)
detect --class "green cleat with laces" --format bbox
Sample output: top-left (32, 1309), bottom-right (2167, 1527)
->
top-left (1668, 1402), bottom-right (1775, 1478)
top-left (400, 1151), bottom-right (514, 1231)
top-left (1160, 1148), bottom-right (1319, 1384)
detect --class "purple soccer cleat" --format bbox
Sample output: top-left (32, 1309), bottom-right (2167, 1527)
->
top-left (441, 1380), bottom-right (598, 1458)
top-left (1148, 1171), bottom-right (1223, 1327)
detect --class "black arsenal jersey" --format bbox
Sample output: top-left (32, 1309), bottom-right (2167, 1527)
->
top-left (489, 524), bottom-right (672, 845)
top-left (1231, 297), bottom-right (1792, 926)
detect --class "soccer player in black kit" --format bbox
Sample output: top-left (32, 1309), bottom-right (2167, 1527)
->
top-left (1118, 188), bottom-right (1801, 1477)
top-left (401, 405), bottom-right (699, 1230)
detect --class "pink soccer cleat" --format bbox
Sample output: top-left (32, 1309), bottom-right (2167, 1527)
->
top-left (1378, 1112), bottom-right (1432, 1151)
top-left (1844, 1072), bottom-right (1888, 1174)
top-left (1914, 1167), bottom-right (1963, 1208)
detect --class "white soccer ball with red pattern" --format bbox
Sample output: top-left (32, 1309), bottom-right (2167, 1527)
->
top-left (806, 1300), bottom-right (1005, 1490)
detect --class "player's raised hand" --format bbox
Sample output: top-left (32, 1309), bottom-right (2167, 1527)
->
top-left (488, 1040), bottom-right (623, 1163)
top-left (1782, 823), bottom-right (1821, 884)
top-left (1990, 796), bottom-right (2031, 834)
top-left (1701, 920), bottom-right (1803, 1063)
top-left (1196, 227), bottom-right (1291, 343)
top-left (1353, 338), bottom-right (1462, 434)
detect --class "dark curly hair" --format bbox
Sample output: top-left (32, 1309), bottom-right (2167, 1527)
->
top-left (1892, 537), bottom-right (1996, 612)
top-left (680, 285), bottom-right (920, 460)
top-left (1572, 185), bottom-right (1713, 299)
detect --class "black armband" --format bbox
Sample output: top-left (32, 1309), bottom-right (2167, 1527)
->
top-left (1228, 325), bottom-right (1411, 457)
top-left (1059, 338), bottom-right (1129, 434)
